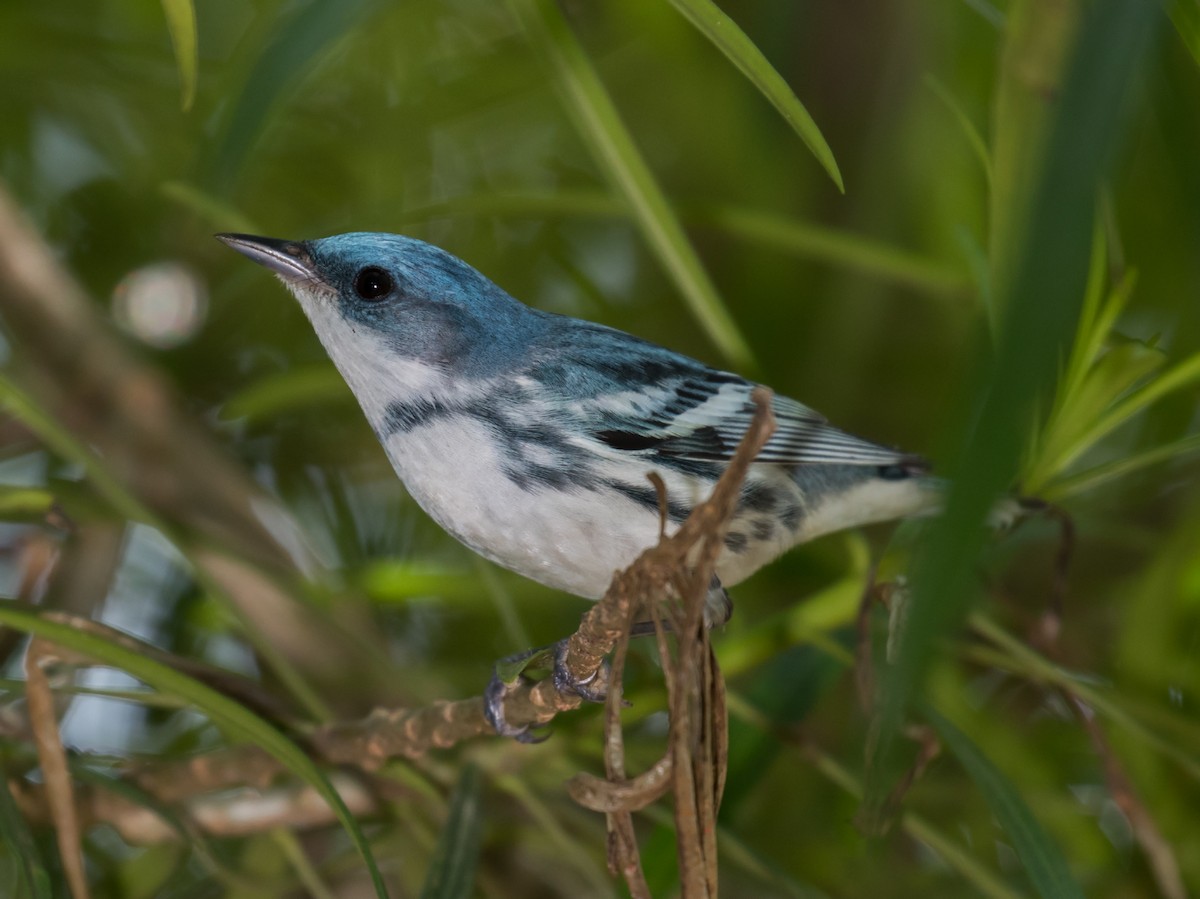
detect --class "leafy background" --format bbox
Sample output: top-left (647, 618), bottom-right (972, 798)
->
top-left (1, 0), bottom-right (1199, 896)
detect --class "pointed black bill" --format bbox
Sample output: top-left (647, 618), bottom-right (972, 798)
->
top-left (215, 233), bottom-right (320, 285)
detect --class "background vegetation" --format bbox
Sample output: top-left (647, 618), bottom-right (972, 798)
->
top-left (1, 0), bottom-right (1198, 896)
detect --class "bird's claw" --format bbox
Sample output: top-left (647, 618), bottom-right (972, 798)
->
top-left (552, 639), bottom-right (609, 702)
top-left (484, 638), bottom-right (610, 742)
top-left (483, 669), bottom-right (549, 743)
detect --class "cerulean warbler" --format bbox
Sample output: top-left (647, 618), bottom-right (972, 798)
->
top-left (219, 231), bottom-right (938, 631)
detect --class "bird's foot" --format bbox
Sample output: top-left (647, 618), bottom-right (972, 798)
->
top-left (483, 638), bottom-right (610, 742)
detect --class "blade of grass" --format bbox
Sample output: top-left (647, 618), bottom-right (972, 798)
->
top-left (690, 205), bottom-right (967, 298)
top-left (159, 0), bottom-right (198, 111)
top-left (206, 0), bottom-right (385, 190)
top-left (873, 0), bottom-right (1159, 802)
top-left (665, 0), bottom-right (843, 191)
top-left (0, 767), bottom-right (53, 899)
top-left (0, 487), bottom-right (58, 523)
top-left (1063, 351), bottom-right (1200, 468)
top-left (507, 0), bottom-right (756, 371)
top-left (924, 74), bottom-right (993, 190)
top-left (160, 181), bottom-right (260, 234)
top-left (0, 373), bottom-right (150, 525)
top-left (925, 708), bottom-right (1085, 899)
top-left (1169, 0), bottom-right (1200, 67)
top-left (1044, 432), bottom-right (1200, 500)
top-left (220, 364), bottom-right (350, 423)
top-left (418, 763), bottom-right (483, 899)
top-left (731, 697), bottom-right (1025, 899)
top-left (273, 828), bottom-right (338, 899)
top-left (1026, 331), bottom-right (1163, 492)
top-left (0, 603), bottom-right (390, 899)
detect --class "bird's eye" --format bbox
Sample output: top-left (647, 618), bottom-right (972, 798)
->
top-left (353, 267), bottom-right (393, 301)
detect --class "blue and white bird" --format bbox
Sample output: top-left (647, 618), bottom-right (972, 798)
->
top-left (218, 231), bottom-right (940, 631)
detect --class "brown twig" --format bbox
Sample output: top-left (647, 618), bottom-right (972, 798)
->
top-left (1067, 694), bottom-right (1185, 899)
top-left (1031, 501), bottom-right (1076, 651)
top-left (24, 639), bottom-right (90, 899)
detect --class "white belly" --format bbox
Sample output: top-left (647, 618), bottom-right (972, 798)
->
top-left (381, 416), bottom-right (712, 598)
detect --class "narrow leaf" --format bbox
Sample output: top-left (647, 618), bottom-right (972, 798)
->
top-left (419, 764), bottom-right (484, 899)
top-left (1075, 352), bottom-right (1200, 461)
top-left (0, 487), bottom-right (58, 523)
top-left (1169, 0), bottom-right (1200, 67)
top-left (927, 709), bottom-right (1085, 899)
top-left (0, 603), bottom-right (390, 899)
top-left (160, 181), bottom-right (260, 234)
top-left (924, 74), bottom-right (994, 189)
top-left (666, 0), bottom-right (843, 191)
top-left (0, 770), bottom-right (53, 899)
top-left (207, 0), bottom-right (384, 189)
top-left (507, 0), bottom-right (756, 371)
top-left (221, 365), bottom-right (351, 423)
top-left (1045, 432), bottom-right (1200, 500)
top-left (159, 0), bottom-right (198, 111)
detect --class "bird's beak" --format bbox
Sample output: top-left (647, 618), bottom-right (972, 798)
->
top-left (215, 233), bottom-right (320, 285)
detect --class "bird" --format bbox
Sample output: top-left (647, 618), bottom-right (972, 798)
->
top-left (218, 231), bottom-right (941, 734)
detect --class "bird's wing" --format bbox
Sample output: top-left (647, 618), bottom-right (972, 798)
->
top-left (531, 318), bottom-right (918, 468)
top-left (589, 370), bottom-right (915, 467)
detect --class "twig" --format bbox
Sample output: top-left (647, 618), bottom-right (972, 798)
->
top-left (1067, 695), bottom-right (1185, 899)
top-left (24, 639), bottom-right (90, 899)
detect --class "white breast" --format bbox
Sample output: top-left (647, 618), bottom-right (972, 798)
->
top-left (383, 416), bottom-right (700, 598)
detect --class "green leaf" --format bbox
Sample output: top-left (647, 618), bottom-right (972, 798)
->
top-left (160, 181), bottom-right (260, 234)
top-left (926, 709), bottom-right (1085, 899)
top-left (1169, 0), bottom-right (1200, 67)
top-left (159, 0), bottom-right (198, 111)
top-left (207, 0), bottom-right (385, 190)
top-left (0, 372), bottom-right (151, 525)
top-left (924, 74), bottom-right (993, 190)
top-left (0, 487), bottom-right (58, 523)
top-left (359, 561), bottom-right (480, 605)
top-left (690, 205), bottom-right (967, 298)
top-left (1070, 351), bottom-right (1200, 467)
top-left (0, 602), bottom-right (391, 899)
top-left (1045, 432), bottom-right (1200, 500)
top-left (665, 0), bottom-right (842, 192)
top-left (0, 768), bottom-right (53, 899)
top-left (419, 763), bottom-right (484, 899)
top-left (221, 365), bottom-right (351, 423)
top-left (506, 0), bottom-right (757, 372)
top-left (1025, 330), bottom-right (1163, 492)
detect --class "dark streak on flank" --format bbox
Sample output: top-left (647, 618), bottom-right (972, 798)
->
top-left (606, 481), bottom-right (691, 523)
top-left (780, 503), bottom-right (803, 531)
top-left (751, 519), bottom-right (775, 542)
top-left (724, 531), bottom-right (749, 553)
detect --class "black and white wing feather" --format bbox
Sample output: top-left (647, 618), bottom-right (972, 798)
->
top-left (591, 371), bottom-right (921, 469)
top-left (532, 317), bottom-right (924, 470)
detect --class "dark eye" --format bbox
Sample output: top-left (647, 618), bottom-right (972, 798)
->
top-left (353, 267), bottom-right (393, 301)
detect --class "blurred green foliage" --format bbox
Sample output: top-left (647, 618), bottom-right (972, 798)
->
top-left (1, 0), bottom-right (1199, 896)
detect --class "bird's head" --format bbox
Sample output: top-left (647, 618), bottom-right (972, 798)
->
top-left (217, 231), bottom-right (538, 386)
